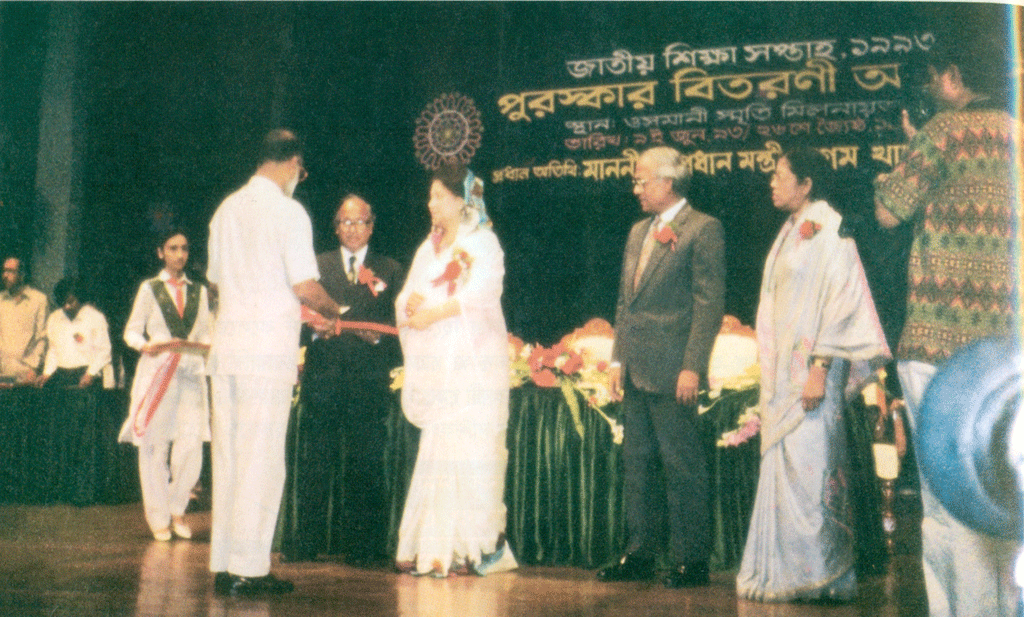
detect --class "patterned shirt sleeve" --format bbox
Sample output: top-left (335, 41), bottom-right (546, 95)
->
top-left (874, 126), bottom-right (945, 223)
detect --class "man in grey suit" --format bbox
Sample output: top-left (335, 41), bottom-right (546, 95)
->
top-left (598, 146), bottom-right (725, 588)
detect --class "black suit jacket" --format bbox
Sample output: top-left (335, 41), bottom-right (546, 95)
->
top-left (304, 248), bottom-right (405, 380)
top-left (612, 202), bottom-right (725, 394)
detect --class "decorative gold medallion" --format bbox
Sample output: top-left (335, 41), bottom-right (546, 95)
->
top-left (414, 92), bottom-right (482, 170)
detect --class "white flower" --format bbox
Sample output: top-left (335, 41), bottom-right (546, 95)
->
top-left (610, 422), bottom-right (624, 445)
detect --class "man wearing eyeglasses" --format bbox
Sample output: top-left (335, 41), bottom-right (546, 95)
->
top-left (206, 129), bottom-right (343, 597)
top-left (599, 146), bottom-right (725, 589)
top-left (0, 256), bottom-right (48, 385)
top-left (286, 194), bottom-right (404, 567)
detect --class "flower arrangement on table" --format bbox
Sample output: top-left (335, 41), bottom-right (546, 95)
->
top-left (389, 318), bottom-right (623, 443)
top-left (389, 315), bottom-right (768, 448)
top-left (698, 316), bottom-right (761, 447)
top-left (507, 324), bottom-right (623, 444)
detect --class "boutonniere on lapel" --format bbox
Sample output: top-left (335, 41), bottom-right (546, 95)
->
top-left (357, 265), bottom-right (387, 297)
top-left (73, 332), bottom-right (85, 344)
top-left (653, 222), bottom-right (680, 251)
top-left (799, 220), bottom-right (822, 240)
top-left (432, 248), bottom-right (473, 296)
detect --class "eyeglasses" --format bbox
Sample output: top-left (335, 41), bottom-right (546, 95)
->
top-left (337, 219), bottom-right (372, 229)
top-left (632, 176), bottom-right (664, 189)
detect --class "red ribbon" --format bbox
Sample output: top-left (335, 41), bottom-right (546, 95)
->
top-left (335, 320), bottom-right (398, 337)
top-left (132, 352), bottom-right (182, 438)
top-left (301, 306), bottom-right (398, 336)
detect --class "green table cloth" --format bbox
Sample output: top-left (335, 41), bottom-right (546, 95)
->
top-left (278, 384), bottom-right (887, 572)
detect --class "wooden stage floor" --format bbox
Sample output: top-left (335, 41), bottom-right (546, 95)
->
top-left (0, 502), bottom-right (928, 617)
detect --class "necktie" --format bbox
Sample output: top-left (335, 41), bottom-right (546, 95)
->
top-left (633, 218), bottom-right (659, 290)
top-left (348, 255), bottom-right (358, 284)
top-left (167, 278), bottom-right (185, 317)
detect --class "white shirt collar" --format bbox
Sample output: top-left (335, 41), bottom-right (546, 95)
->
top-left (159, 269), bottom-right (191, 285)
top-left (657, 198), bottom-right (688, 226)
top-left (250, 174), bottom-right (285, 196)
top-left (341, 245), bottom-right (369, 270)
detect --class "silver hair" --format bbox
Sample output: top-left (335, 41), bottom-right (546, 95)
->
top-left (641, 146), bottom-right (691, 196)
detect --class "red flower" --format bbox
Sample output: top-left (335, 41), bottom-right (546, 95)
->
top-left (73, 333), bottom-right (84, 344)
top-left (559, 350), bottom-right (584, 375)
top-left (531, 368), bottom-right (558, 388)
top-left (431, 261), bottom-right (462, 295)
top-left (431, 249), bottom-right (472, 296)
top-left (653, 224), bottom-right (678, 251)
top-left (799, 220), bottom-right (822, 240)
top-left (546, 343), bottom-right (568, 368)
top-left (357, 265), bottom-right (385, 297)
top-left (527, 346), bottom-right (547, 372)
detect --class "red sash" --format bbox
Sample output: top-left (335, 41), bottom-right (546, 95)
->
top-left (131, 352), bottom-right (181, 438)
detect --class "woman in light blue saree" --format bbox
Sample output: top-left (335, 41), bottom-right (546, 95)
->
top-left (736, 148), bottom-right (890, 602)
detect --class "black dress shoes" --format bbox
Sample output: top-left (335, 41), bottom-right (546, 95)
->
top-left (213, 572), bottom-right (295, 597)
top-left (662, 561), bottom-right (709, 588)
top-left (596, 553), bottom-right (656, 582)
top-left (213, 572), bottom-right (232, 595)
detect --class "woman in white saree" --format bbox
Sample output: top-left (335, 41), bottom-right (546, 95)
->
top-left (736, 148), bottom-right (890, 602)
top-left (394, 166), bottom-right (517, 577)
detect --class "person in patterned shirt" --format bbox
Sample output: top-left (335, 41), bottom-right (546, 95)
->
top-left (874, 36), bottom-right (1018, 617)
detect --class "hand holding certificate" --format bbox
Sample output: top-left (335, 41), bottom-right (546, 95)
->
top-left (142, 339), bottom-right (211, 356)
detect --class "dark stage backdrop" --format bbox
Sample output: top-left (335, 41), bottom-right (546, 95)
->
top-left (0, 2), bottom-right (1015, 351)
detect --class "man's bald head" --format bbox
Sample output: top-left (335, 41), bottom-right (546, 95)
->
top-left (334, 194), bottom-right (375, 253)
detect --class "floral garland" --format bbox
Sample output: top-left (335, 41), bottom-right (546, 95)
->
top-left (711, 390), bottom-right (761, 447)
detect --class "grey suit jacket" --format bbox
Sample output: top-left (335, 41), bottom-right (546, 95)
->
top-left (612, 201), bottom-right (725, 394)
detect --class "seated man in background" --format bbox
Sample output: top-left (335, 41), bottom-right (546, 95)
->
top-left (0, 256), bottom-right (48, 384)
top-left (39, 278), bottom-right (112, 388)
top-left (287, 194), bottom-right (404, 566)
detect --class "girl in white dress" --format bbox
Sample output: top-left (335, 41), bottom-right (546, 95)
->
top-left (119, 229), bottom-right (212, 541)
top-left (394, 167), bottom-right (517, 577)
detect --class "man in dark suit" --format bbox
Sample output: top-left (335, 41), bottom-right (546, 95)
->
top-left (598, 146), bottom-right (725, 588)
top-left (289, 194), bottom-right (404, 566)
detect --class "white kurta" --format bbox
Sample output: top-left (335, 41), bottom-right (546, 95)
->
top-left (43, 304), bottom-right (113, 385)
top-left (119, 271), bottom-right (212, 445)
top-left (206, 175), bottom-right (319, 382)
top-left (395, 223), bottom-right (516, 576)
top-left (206, 174), bottom-right (320, 578)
